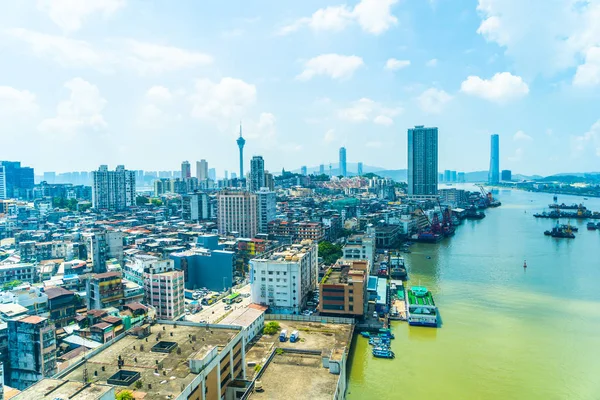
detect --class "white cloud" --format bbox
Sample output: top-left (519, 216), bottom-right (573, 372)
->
top-left (417, 88), bottom-right (452, 114)
top-left (460, 72), bottom-right (529, 103)
top-left (374, 115), bottom-right (393, 126)
top-left (122, 39), bottom-right (213, 74)
top-left (508, 147), bottom-right (524, 162)
top-left (0, 87), bottom-right (38, 115)
top-left (39, 77), bottom-right (107, 135)
top-left (513, 130), bottom-right (533, 141)
top-left (7, 29), bottom-right (212, 74)
top-left (278, 0), bottom-right (398, 36)
top-left (385, 58), bottom-right (410, 71)
top-left (297, 54), bottom-right (364, 81)
top-left (338, 98), bottom-right (402, 124)
top-left (571, 120), bottom-right (600, 157)
top-left (426, 58), bottom-right (438, 67)
top-left (7, 28), bottom-right (110, 70)
top-left (189, 77), bottom-right (257, 128)
top-left (366, 141), bottom-right (383, 148)
top-left (573, 47), bottom-right (600, 87)
top-left (37, 0), bottom-right (125, 32)
top-left (324, 129), bottom-right (336, 143)
top-left (146, 86), bottom-right (173, 102)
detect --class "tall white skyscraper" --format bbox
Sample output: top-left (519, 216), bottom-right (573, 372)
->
top-left (249, 156), bottom-right (265, 192)
top-left (257, 188), bottom-right (276, 234)
top-left (217, 190), bottom-right (257, 238)
top-left (197, 159), bottom-right (208, 181)
top-left (0, 166), bottom-right (6, 200)
top-left (92, 165), bottom-right (136, 211)
top-left (339, 147), bottom-right (347, 177)
top-left (407, 125), bottom-right (438, 197)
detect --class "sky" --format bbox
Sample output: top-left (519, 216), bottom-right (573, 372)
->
top-left (1, 0), bottom-right (600, 177)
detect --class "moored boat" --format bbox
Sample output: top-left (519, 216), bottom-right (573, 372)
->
top-left (372, 348), bottom-right (395, 359)
top-left (407, 286), bottom-right (439, 328)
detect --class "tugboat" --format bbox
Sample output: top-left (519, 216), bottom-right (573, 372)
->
top-left (544, 224), bottom-right (575, 238)
top-left (372, 348), bottom-right (395, 359)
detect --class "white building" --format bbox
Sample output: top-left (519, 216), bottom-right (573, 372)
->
top-left (342, 233), bottom-right (376, 268)
top-left (250, 241), bottom-right (318, 314)
top-left (0, 165), bottom-right (6, 200)
top-left (143, 268), bottom-right (185, 321)
top-left (91, 165), bottom-right (136, 211)
top-left (196, 159), bottom-right (208, 181)
top-left (256, 188), bottom-right (276, 235)
top-left (217, 190), bottom-right (257, 238)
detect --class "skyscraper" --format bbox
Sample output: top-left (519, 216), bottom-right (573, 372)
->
top-left (301, 166), bottom-right (307, 176)
top-left (319, 164), bottom-right (325, 175)
top-left (357, 162), bottom-right (363, 176)
top-left (217, 190), bottom-right (257, 238)
top-left (257, 188), bottom-right (276, 234)
top-left (249, 156), bottom-right (265, 192)
top-left (339, 147), bottom-right (347, 177)
top-left (196, 159), bottom-right (208, 181)
top-left (237, 123), bottom-right (246, 180)
top-left (407, 125), bottom-right (438, 197)
top-left (92, 165), bottom-right (136, 211)
top-left (181, 161), bottom-right (191, 179)
top-left (489, 134), bottom-right (500, 184)
top-left (0, 161), bottom-right (34, 199)
top-left (208, 168), bottom-right (216, 181)
top-left (264, 171), bottom-right (274, 191)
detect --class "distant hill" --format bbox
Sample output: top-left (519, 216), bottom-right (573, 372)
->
top-left (290, 163), bottom-right (384, 176)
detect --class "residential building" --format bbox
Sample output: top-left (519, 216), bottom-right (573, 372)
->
top-left (182, 192), bottom-right (212, 222)
top-left (0, 263), bottom-right (36, 285)
top-left (489, 134), bottom-right (500, 184)
top-left (7, 316), bottom-right (57, 390)
top-left (319, 164), bottom-right (325, 175)
top-left (256, 188), bottom-right (276, 235)
top-left (91, 165), bottom-right (136, 211)
top-left (84, 231), bottom-right (124, 273)
top-left (342, 234), bottom-right (375, 268)
top-left (181, 161), bottom-right (191, 179)
top-left (171, 238), bottom-right (234, 292)
top-left (45, 287), bottom-right (77, 328)
top-left (264, 171), bottom-right (274, 191)
top-left (217, 190), bottom-right (257, 238)
top-left (86, 272), bottom-right (124, 310)
top-left (0, 166), bottom-right (6, 200)
top-left (153, 178), bottom-right (170, 196)
top-left (319, 260), bottom-right (368, 316)
top-left (501, 169), bottom-right (512, 181)
top-left (208, 168), bottom-right (216, 181)
top-left (339, 147), bottom-right (347, 177)
top-left (250, 241), bottom-right (318, 314)
top-left (458, 172), bottom-right (466, 183)
top-left (196, 159), bottom-right (208, 181)
top-left (300, 166), bottom-right (307, 176)
top-left (357, 162), bottom-right (363, 176)
top-left (143, 263), bottom-right (185, 321)
top-left (439, 188), bottom-right (467, 206)
top-left (0, 161), bottom-right (34, 199)
top-left (407, 125), bottom-right (438, 197)
top-left (249, 156), bottom-right (265, 192)
top-left (295, 221), bottom-right (325, 242)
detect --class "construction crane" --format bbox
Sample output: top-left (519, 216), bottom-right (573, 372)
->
top-left (476, 184), bottom-right (501, 207)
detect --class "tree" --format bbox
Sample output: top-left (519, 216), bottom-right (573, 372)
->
top-left (263, 321), bottom-right (281, 335)
top-left (318, 241), bottom-right (343, 265)
top-left (116, 390), bottom-right (134, 400)
top-left (136, 196), bottom-right (149, 206)
top-left (3, 280), bottom-right (21, 291)
top-left (151, 198), bottom-right (163, 207)
top-left (134, 380), bottom-right (143, 389)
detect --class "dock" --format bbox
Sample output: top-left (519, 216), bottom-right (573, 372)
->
top-left (389, 280), bottom-right (407, 321)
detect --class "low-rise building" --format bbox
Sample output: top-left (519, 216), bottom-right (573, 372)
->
top-left (0, 263), bottom-right (36, 285)
top-left (319, 260), bottom-right (368, 317)
top-left (45, 286), bottom-right (77, 328)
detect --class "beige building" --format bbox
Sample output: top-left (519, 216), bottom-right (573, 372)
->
top-left (143, 269), bottom-right (185, 320)
top-left (318, 260), bottom-right (368, 317)
top-left (217, 190), bottom-right (257, 238)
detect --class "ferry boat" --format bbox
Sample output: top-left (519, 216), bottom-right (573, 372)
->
top-left (389, 253), bottom-right (408, 280)
top-left (372, 348), bottom-right (395, 359)
top-left (407, 286), bottom-right (439, 328)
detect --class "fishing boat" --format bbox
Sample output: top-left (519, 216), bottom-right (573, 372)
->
top-left (372, 348), bottom-right (395, 359)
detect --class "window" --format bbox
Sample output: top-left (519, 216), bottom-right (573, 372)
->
top-left (349, 305), bottom-right (354, 311)
top-left (261, 277), bottom-right (266, 282)
top-left (349, 297), bottom-right (354, 302)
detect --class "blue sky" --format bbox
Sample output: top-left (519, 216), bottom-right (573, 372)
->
top-left (1, 0), bottom-right (600, 176)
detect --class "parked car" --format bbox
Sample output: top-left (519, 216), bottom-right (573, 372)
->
top-left (224, 305), bottom-right (232, 311)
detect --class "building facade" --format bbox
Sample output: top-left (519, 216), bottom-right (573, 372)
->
top-left (143, 264), bottom-right (185, 321)
top-left (92, 165), bottom-right (136, 211)
top-left (249, 156), bottom-right (265, 192)
top-left (250, 241), bottom-right (318, 314)
top-left (256, 188), bottom-right (276, 235)
top-left (501, 169), bottom-right (512, 181)
top-left (357, 162), bottom-right (363, 176)
top-left (181, 161), bottom-right (191, 179)
top-left (339, 147), bottom-right (347, 177)
top-left (0, 165), bottom-right (6, 200)
top-left (0, 161), bottom-right (34, 199)
top-left (489, 134), bottom-right (500, 184)
top-left (217, 191), bottom-right (257, 238)
top-left (319, 260), bottom-right (368, 316)
top-left (84, 231), bottom-right (124, 273)
top-left (196, 159), bottom-right (208, 182)
top-left (86, 272), bottom-right (124, 310)
top-left (407, 125), bottom-right (438, 197)
top-left (182, 192), bottom-right (212, 222)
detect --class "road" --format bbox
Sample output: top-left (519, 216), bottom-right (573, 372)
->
top-left (185, 284), bottom-right (252, 324)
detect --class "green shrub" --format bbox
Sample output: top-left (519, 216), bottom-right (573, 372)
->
top-left (263, 321), bottom-right (281, 335)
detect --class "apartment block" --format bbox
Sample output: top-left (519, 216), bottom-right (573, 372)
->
top-left (318, 260), bottom-right (368, 317)
top-left (217, 190), bottom-right (257, 238)
top-left (143, 268), bottom-right (185, 321)
top-left (92, 165), bottom-right (136, 211)
top-left (86, 271), bottom-right (124, 310)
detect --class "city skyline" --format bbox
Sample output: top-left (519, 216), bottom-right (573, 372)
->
top-left (2, 1), bottom-right (600, 176)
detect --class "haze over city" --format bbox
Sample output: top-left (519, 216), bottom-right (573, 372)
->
top-left (2, 0), bottom-right (600, 175)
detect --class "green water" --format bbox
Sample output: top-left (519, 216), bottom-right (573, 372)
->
top-left (347, 189), bottom-right (600, 400)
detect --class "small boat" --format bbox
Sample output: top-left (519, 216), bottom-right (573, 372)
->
top-left (372, 348), bottom-right (395, 359)
top-left (584, 198), bottom-right (589, 200)
top-left (523, 260), bottom-right (527, 269)
top-left (360, 332), bottom-right (371, 338)
top-left (426, 256), bottom-right (431, 259)
top-left (587, 222), bottom-right (597, 231)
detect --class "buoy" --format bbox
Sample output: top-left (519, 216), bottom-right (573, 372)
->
top-left (523, 260), bottom-right (527, 268)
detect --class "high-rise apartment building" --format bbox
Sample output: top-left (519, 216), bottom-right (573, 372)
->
top-left (357, 162), bottom-right (363, 176)
top-left (489, 134), bottom-right (500, 184)
top-left (181, 161), bottom-right (191, 179)
top-left (8, 316), bottom-right (57, 390)
top-left (301, 166), bottom-right (307, 176)
top-left (182, 192), bottom-right (212, 222)
top-left (0, 161), bottom-right (34, 199)
top-left (319, 164), bottom-right (325, 175)
top-left (0, 166), bottom-right (6, 200)
top-left (217, 191), bottom-right (257, 238)
top-left (256, 188), bottom-right (276, 234)
top-left (196, 159), bottom-right (208, 181)
top-left (84, 231), bottom-right (124, 273)
top-left (407, 125), bottom-right (438, 197)
top-left (250, 241), bottom-right (318, 314)
top-left (339, 147), bottom-right (347, 177)
top-left (249, 156), bottom-right (265, 192)
top-left (208, 168), bottom-right (216, 181)
top-left (143, 261), bottom-right (185, 320)
top-left (91, 165), bottom-right (136, 211)
top-left (86, 271), bottom-right (124, 310)
top-left (264, 171), bottom-right (275, 191)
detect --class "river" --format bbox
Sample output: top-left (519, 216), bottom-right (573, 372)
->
top-left (347, 188), bottom-right (600, 400)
